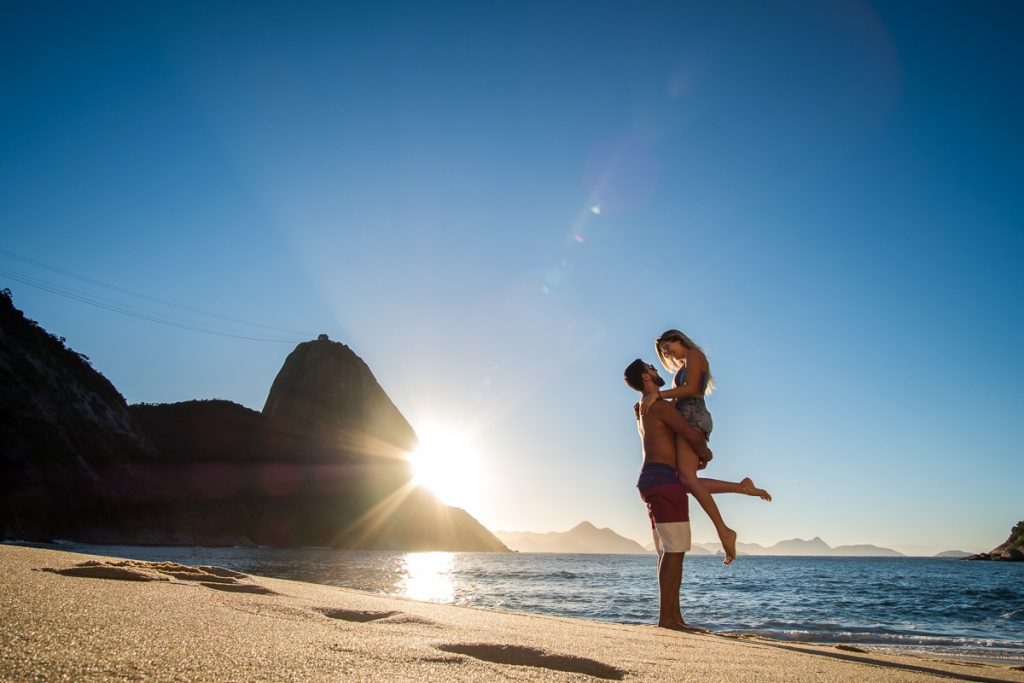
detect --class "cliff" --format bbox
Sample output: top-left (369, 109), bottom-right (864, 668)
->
top-left (966, 521), bottom-right (1024, 561)
top-left (0, 289), bottom-right (155, 539)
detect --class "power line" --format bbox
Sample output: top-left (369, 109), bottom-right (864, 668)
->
top-left (0, 248), bottom-right (317, 338)
top-left (1, 267), bottom-right (305, 343)
top-left (0, 265), bottom-right (309, 344)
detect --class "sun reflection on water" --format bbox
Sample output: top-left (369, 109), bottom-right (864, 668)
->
top-left (401, 552), bottom-right (454, 602)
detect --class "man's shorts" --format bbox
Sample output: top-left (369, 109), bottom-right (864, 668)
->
top-left (637, 463), bottom-right (691, 554)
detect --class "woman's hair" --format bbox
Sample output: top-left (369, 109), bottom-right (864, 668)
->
top-left (655, 329), bottom-right (714, 395)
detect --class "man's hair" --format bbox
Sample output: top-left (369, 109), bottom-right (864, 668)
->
top-left (623, 358), bottom-right (648, 392)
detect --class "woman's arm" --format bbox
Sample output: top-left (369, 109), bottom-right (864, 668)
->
top-left (639, 348), bottom-right (708, 414)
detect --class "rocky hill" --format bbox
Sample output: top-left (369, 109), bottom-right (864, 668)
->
top-left (967, 522), bottom-right (1024, 561)
top-left (263, 335), bottom-right (417, 456)
top-left (0, 291), bottom-right (506, 551)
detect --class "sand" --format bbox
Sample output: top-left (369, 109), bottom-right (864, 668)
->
top-left (1, 545), bottom-right (1022, 682)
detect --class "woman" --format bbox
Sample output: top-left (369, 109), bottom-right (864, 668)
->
top-left (641, 329), bottom-right (770, 564)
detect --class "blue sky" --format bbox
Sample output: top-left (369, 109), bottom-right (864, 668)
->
top-left (2, 1), bottom-right (1021, 553)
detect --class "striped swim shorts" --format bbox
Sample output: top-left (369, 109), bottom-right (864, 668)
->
top-left (637, 463), bottom-right (691, 553)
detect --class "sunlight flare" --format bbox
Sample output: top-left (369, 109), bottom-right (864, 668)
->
top-left (409, 422), bottom-right (487, 512)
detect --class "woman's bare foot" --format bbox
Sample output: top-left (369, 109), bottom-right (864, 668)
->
top-left (720, 527), bottom-right (737, 565)
top-left (740, 477), bottom-right (772, 501)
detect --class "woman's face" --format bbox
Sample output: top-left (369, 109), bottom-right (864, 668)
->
top-left (660, 339), bottom-right (687, 361)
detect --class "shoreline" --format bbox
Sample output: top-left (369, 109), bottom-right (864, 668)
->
top-left (2, 544), bottom-right (1023, 681)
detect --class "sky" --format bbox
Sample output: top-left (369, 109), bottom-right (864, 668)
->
top-left (2, 1), bottom-right (1022, 554)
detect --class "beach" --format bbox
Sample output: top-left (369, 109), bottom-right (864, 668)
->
top-left (1, 545), bottom-right (1022, 681)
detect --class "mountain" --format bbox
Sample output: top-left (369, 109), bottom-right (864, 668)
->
top-left (263, 335), bottom-right (417, 455)
top-left (966, 521), bottom-right (1024, 561)
top-left (935, 550), bottom-right (972, 558)
top-left (698, 537), bottom-right (905, 557)
top-left (496, 522), bottom-right (650, 554)
top-left (0, 291), bottom-right (507, 551)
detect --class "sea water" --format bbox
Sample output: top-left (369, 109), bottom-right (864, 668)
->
top-left (32, 544), bottom-right (1024, 664)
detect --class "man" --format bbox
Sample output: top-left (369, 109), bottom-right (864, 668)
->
top-left (623, 358), bottom-right (713, 631)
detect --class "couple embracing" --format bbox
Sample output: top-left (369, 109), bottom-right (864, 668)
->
top-left (624, 329), bottom-right (771, 631)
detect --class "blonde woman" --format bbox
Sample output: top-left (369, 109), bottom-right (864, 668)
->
top-left (640, 329), bottom-right (770, 564)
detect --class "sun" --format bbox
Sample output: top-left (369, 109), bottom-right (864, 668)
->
top-left (409, 422), bottom-right (487, 512)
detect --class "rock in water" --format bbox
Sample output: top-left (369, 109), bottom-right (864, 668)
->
top-left (966, 521), bottom-right (1024, 561)
top-left (263, 335), bottom-right (417, 457)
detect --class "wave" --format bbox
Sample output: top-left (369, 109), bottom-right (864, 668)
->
top-left (469, 569), bottom-right (581, 580)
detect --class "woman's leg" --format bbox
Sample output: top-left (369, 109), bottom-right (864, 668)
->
top-left (676, 434), bottom-right (738, 564)
top-left (700, 477), bottom-right (772, 501)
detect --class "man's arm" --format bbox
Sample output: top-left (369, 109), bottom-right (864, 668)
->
top-left (652, 402), bottom-right (712, 462)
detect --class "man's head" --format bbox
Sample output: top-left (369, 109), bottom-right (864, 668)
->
top-left (624, 358), bottom-right (666, 393)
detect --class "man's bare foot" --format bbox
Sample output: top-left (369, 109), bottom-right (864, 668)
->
top-left (740, 477), bottom-right (772, 501)
top-left (659, 620), bottom-right (711, 633)
top-left (658, 620), bottom-right (688, 630)
top-left (675, 619), bottom-right (711, 634)
top-left (720, 527), bottom-right (737, 565)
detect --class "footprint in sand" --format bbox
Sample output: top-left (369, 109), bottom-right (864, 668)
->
top-left (315, 608), bottom-right (400, 623)
top-left (315, 608), bottom-right (439, 626)
top-left (200, 582), bottom-right (278, 595)
top-left (436, 643), bottom-right (627, 680)
top-left (41, 563), bottom-right (171, 582)
top-left (40, 560), bottom-right (278, 595)
top-left (375, 614), bottom-right (439, 626)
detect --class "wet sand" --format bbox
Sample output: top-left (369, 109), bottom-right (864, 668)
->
top-left (2, 544), bottom-right (1022, 682)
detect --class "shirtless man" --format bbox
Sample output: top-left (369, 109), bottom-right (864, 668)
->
top-left (624, 358), bottom-right (768, 630)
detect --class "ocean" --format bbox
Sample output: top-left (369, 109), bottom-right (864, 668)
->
top-left (30, 543), bottom-right (1024, 665)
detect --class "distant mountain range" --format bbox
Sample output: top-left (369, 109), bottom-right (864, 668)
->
top-left (691, 536), bottom-right (907, 557)
top-left (494, 524), bottom-right (896, 557)
top-left (496, 522), bottom-right (658, 554)
top-left (496, 521), bottom-right (982, 558)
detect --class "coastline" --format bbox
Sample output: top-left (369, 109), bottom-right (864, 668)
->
top-left (2, 545), bottom-right (1022, 682)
